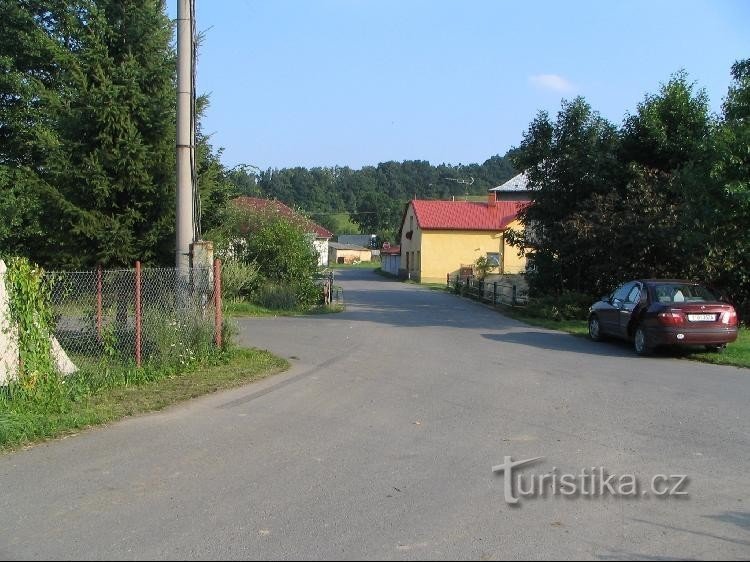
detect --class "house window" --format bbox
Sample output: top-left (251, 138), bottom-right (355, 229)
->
top-left (410, 215), bottom-right (413, 231)
top-left (486, 253), bottom-right (501, 267)
top-left (417, 251), bottom-right (421, 271)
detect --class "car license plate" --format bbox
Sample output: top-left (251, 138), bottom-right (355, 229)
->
top-left (688, 314), bottom-right (715, 322)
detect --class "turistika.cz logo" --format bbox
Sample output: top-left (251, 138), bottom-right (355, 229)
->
top-left (492, 456), bottom-right (689, 505)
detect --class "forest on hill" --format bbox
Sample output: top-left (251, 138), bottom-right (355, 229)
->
top-left (227, 153), bottom-right (519, 240)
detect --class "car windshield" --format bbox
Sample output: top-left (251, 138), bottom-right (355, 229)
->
top-left (652, 283), bottom-right (717, 304)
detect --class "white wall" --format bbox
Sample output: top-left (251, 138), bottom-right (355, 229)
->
top-left (313, 239), bottom-right (329, 267)
top-left (0, 260), bottom-right (19, 385)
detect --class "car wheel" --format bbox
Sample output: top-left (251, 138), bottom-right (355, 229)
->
top-left (634, 325), bottom-right (653, 356)
top-left (705, 344), bottom-right (726, 353)
top-left (588, 315), bottom-right (604, 341)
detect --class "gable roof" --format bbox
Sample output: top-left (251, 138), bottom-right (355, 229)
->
top-left (409, 199), bottom-right (528, 232)
top-left (338, 234), bottom-right (375, 247)
top-left (329, 242), bottom-right (371, 251)
top-left (232, 197), bottom-right (333, 239)
top-left (489, 172), bottom-right (531, 193)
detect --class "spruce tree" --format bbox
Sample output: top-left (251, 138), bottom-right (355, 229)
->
top-left (48, 0), bottom-right (176, 268)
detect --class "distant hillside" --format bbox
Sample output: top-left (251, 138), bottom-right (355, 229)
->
top-left (227, 153), bottom-right (518, 238)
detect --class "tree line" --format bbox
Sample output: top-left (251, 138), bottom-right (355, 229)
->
top-left (507, 62), bottom-right (750, 320)
top-left (232, 155), bottom-right (518, 242)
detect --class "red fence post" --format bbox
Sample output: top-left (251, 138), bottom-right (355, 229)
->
top-left (135, 261), bottom-right (142, 367)
top-left (214, 258), bottom-right (222, 349)
top-left (96, 264), bottom-right (103, 340)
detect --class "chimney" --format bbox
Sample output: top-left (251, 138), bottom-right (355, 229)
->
top-left (487, 191), bottom-right (497, 208)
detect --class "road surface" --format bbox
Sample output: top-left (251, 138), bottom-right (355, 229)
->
top-left (1, 269), bottom-right (748, 560)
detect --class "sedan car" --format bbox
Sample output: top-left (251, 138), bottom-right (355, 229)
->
top-left (588, 280), bottom-right (739, 355)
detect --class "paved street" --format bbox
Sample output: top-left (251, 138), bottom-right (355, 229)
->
top-left (1, 269), bottom-right (748, 560)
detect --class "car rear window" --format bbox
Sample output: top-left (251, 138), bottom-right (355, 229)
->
top-left (652, 284), bottom-right (717, 304)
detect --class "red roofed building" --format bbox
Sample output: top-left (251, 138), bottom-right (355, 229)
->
top-left (232, 197), bottom-right (333, 266)
top-left (398, 193), bottom-right (530, 283)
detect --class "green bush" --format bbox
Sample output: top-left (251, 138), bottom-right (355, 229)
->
top-left (210, 206), bottom-right (321, 308)
top-left (255, 283), bottom-right (298, 310)
top-left (221, 260), bottom-right (260, 301)
top-left (2, 257), bottom-right (66, 407)
top-left (523, 291), bottom-right (593, 321)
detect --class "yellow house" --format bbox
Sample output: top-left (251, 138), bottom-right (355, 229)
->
top-left (398, 193), bottom-right (529, 284)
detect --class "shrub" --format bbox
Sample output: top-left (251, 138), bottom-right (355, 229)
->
top-left (221, 260), bottom-right (260, 301)
top-left (2, 257), bottom-right (67, 407)
top-left (255, 283), bottom-right (298, 310)
top-left (523, 291), bottom-right (593, 321)
top-left (209, 205), bottom-right (321, 308)
top-left (141, 307), bottom-right (215, 369)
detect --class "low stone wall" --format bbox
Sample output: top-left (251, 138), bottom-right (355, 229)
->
top-left (0, 260), bottom-right (19, 385)
top-left (0, 259), bottom-right (76, 385)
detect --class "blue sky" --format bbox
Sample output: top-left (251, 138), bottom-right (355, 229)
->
top-left (166, 1), bottom-right (749, 170)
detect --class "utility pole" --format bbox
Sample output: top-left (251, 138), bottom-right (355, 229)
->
top-left (176, 0), bottom-right (195, 271)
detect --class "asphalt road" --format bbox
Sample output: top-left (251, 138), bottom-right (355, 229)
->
top-left (1, 269), bottom-right (748, 560)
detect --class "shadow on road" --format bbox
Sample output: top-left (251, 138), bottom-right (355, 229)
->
top-left (316, 269), bottom-right (712, 361)
top-left (704, 510), bottom-right (750, 531)
top-left (480, 330), bottom-right (639, 359)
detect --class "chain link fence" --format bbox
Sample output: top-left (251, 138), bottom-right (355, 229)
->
top-left (49, 264), bottom-right (222, 368)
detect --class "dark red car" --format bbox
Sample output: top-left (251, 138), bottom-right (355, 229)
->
top-left (588, 280), bottom-right (739, 355)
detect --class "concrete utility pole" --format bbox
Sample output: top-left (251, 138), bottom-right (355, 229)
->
top-left (176, 0), bottom-right (195, 270)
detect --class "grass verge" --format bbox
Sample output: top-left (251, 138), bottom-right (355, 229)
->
top-left (680, 328), bottom-right (750, 367)
top-left (0, 348), bottom-right (289, 453)
top-left (224, 300), bottom-right (345, 318)
top-left (499, 306), bottom-right (590, 337)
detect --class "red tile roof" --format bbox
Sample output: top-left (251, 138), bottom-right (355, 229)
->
top-left (232, 197), bottom-right (333, 239)
top-left (411, 200), bottom-right (529, 231)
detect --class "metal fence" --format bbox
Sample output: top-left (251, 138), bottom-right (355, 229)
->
top-left (317, 269), bottom-right (344, 306)
top-left (446, 275), bottom-right (528, 307)
top-left (48, 262), bottom-right (223, 367)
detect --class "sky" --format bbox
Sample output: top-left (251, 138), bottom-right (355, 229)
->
top-left (166, 0), bottom-right (750, 171)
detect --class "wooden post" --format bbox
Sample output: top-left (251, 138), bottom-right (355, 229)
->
top-left (214, 258), bottom-right (222, 349)
top-left (135, 261), bottom-right (142, 367)
top-left (493, 282), bottom-right (497, 306)
top-left (96, 264), bottom-right (103, 340)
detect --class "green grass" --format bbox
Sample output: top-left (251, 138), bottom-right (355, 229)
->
top-left (223, 300), bottom-right (345, 318)
top-left (0, 348), bottom-right (289, 452)
top-left (499, 307), bottom-right (590, 337)
top-left (421, 282), bottom-right (451, 291)
top-left (682, 327), bottom-right (750, 367)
